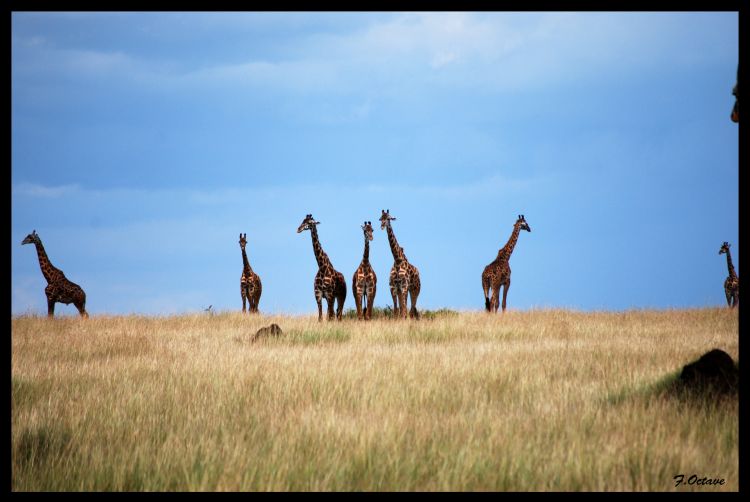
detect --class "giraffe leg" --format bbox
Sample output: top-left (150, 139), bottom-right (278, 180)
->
top-left (354, 288), bottom-right (363, 320)
top-left (253, 287), bottom-right (261, 313)
top-left (409, 287), bottom-right (420, 319)
top-left (315, 290), bottom-right (323, 322)
top-left (501, 279), bottom-right (511, 312)
top-left (241, 286), bottom-right (248, 313)
top-left (75, 301), bottom-right (88, 318)
top-left (398, 289), bottom-right (408, 319)
top-left (367, 284), bottom-right (376, 320)
top-left (326, 296), bottom-right (335, 320)
top-left (391, 286), bottom-right (399, 318)
top-left (47, 297), bottom-right (55, 318)
top-left (482, 278), bottom-right (491, 312)
top-left (336, 296), bottom-right (345, 320)
top-left (409, 293), bottom-right (419, 319)
top-left (725, 287), bottom-right (732, 307)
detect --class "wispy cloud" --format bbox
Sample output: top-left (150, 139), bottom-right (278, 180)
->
top-left (12, 172), bottom-right (548, 209)
top-left (13, 182), bottom-right (81, 198)
top-left (13, 12), bottom-right (738, 99)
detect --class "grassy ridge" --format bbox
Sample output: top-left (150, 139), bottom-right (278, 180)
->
top-left (11, 308), bottom-right (738, 491)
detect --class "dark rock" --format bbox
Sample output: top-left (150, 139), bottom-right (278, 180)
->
top-left (251, 323), bottom-right (283, 342)
top-left (678, 349), bottom-right (738, 394)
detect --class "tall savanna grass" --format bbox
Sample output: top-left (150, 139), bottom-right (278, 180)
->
top-left (11, 308), bottom-right (738, 491)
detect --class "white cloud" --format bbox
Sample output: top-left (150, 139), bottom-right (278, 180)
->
top-left (12, 12), bottom-right (737, 97)
top-left (431, 51), bottom-right (458, 69)
top-left (13, 182), bottom-right (81, 198)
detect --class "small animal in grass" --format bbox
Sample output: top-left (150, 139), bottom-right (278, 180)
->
top-left (251, 323), bottom-right (283, 343)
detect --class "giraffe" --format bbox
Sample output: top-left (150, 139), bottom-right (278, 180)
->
top-left (482, 215), bottom-right (531, 313)
top-left (719, 242), bottom-right (739, 308)
top-left (297, 214), bottom-right (346, 321)
top-left (239, 233), bottom-right (262, 313)
top-left (352, 221), bottom-right (377, 320)
top-left (731, 65), bottom-right (739, 123)
top-left (379, 209), bottom-right (421, 319)
top-left (21, 230), bottom-right (88, 318)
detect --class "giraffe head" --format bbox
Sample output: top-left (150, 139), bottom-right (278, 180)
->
top-left (379, 209), bottom-right (396, 230)
top-left (297, 214), bottom-right (321, 233)
top-left (21, 230), bottom-right (40, 245)
top-left (239, 233), bottom-right (247, 250)
top-left (362, 221), bottom-right (374, 241)
top-left (719, 241), bottom-right (731, 255)
top-left (517, 214), bottom-right (531, 232)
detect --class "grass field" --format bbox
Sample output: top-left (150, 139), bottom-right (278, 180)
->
top-left (11, 308), bottom-right (738, 491)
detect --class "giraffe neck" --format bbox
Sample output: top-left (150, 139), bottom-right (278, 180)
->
top-left (496, 223), bottom-right (522, 262)
top-left (310, 225), bottom-right (331, 269)
top-left (241, 247), bottom-right (253, 273)
top-left (362, 234), bottom-right (370, 264)
top-left (32, 239), bottom-right (59, 284)
top-left (385, 222), bottom-right (405, 262)
top-left (726, 250), bottom-right (738, 280)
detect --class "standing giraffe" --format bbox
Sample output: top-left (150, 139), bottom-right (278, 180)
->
top-left (378, 209), bottom-right (421, 319)
top-left (719, 242), bottom-right (739, 308)
top-left (482, 215), bottom-right (531, 313)
top-left (352, 221), bottom-right (377, 320)
top-left (297, 214), bottom-right (346, 321)
top-left (239, 233), bottom-right (262, 313)
top-left (21, 230), bottom-right (88, 318)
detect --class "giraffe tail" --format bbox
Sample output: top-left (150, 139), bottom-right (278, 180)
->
top-left (485, 297), bottom-right (491, 312)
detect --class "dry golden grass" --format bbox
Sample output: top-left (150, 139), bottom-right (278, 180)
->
top-left (11, 308), bottom-right (738, 491)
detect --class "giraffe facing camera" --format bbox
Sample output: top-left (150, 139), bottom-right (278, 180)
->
top-left (239, 232), bottom-right (262, 314)
top-left (353, 220), bottom-right (377, 321)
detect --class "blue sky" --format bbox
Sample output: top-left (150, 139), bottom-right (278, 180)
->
top-left (11, 12), bottom-right (739, 316)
